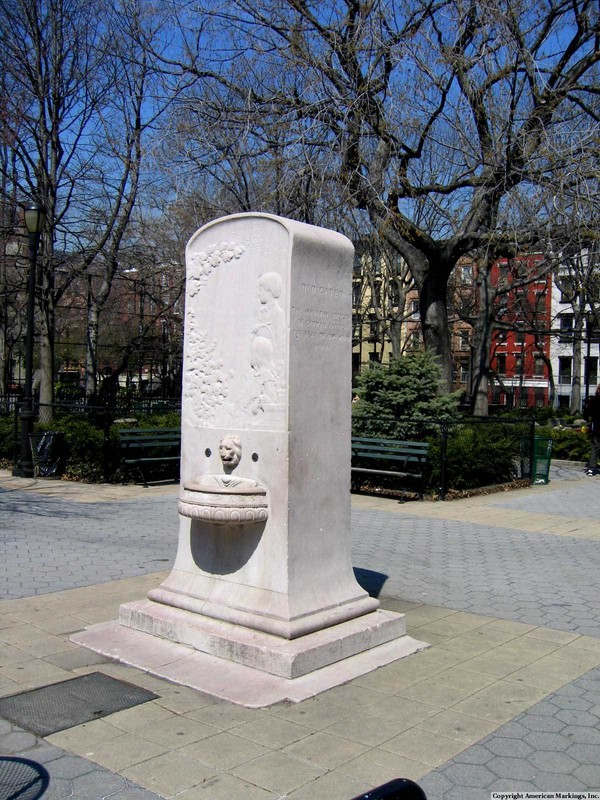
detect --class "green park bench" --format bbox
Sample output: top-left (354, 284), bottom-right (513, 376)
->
top-left (351, 436), bottom-right (430, 499)
top-left (118, 427), bottom-right (180, 487)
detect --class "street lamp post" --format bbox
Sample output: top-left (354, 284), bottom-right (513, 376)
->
top-left (13, 202), bottom-right (46, 477)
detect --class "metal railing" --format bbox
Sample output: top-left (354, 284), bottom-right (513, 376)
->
top-left (3, 399), bottom-right (541, 498)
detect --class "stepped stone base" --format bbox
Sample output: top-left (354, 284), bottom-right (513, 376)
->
top-left (117, 599), bottom-right (408, 679)
top-left (72, 611), bottom-right (427, 707)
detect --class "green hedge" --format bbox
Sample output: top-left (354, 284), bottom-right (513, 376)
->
top-left (0, 415), bottom-right (16, 464)
top-left (0, 411), bottom-right (182, 482)
top-left (542, 426), bottom-right (590, 461)
top-left (427, 423), bottom-right (525, 492)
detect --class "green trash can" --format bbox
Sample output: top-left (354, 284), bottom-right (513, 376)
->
top-left (520, 436), bottom-right (552, 485)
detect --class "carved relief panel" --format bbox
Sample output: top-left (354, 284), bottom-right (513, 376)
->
top-left (183, 224), bottom-right (289, 433)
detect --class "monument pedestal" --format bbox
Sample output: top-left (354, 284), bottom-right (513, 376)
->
top-left (119, 599), bottom-right (408, 679)
top-left (72, 619), bottom-right (427, 707)
top-left (72, 213), bottom-right (427, 704)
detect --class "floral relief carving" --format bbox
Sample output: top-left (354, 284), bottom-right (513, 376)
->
top-left (188, 241), bottom-right (245, 297)
top-left (183, 309), bottom-right (233, 426)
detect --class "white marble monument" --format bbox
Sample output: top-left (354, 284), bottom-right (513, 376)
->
top-left (73, 213), bottom-right (425, 705)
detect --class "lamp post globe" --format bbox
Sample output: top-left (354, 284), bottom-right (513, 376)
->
top-left (12, 202), bottom-right (46, 478)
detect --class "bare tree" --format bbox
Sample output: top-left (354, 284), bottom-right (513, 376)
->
top-left (163, 0), bottom-right (600, 388)
top-left (455, 251), bottom-right (554, 414)
top-left (0, 0), bottom-right (180, 407)
top-left (554, 242), bottom-right (600, 412)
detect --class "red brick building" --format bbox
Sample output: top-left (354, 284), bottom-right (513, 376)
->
top-left (488, 254), bottom-right (552, 409)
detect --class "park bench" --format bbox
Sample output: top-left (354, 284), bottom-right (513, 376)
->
top-left (118, 427), bottom-right (180, 487)
top-left (351, 436), bottom-right (430, 498)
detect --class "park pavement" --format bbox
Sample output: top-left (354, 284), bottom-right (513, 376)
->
top-left (0, 463), bottom-right (599, 799)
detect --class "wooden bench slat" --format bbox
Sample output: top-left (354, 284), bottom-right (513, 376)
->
top-left (351, 435), bottom-right (429, 498)
top-left (352, 467), bottom-right (423, 479)
top-left (118, 427), bottom-right (181, 486)
top-left (351, 439), bottom-right (429, 446)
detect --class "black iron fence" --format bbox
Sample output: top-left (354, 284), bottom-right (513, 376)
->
top-left (2, 397), bottom-right (181, 482)
top-left (2, 398), bottom-right (542, 497)
top-left (351, 416), bottom-right (538, 500)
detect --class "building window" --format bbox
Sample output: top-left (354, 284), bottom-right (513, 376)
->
top-left (558, 356), bottom-right (572, 385)
top-left (557, 277), bottom-right (575, 303)
top-left (534, 357), bottom-right (545, 376)
top-left (369, 351), bottom-right (380, 365)
top-left (496, 354), bottom-right (506, 375)
top-left (372, 282), bottom-right (381, 308)
top-left (585, 356), bottom-right (598, 387)
top-left (459, 330), bottom-right (470, 351)
top-left (459, 364), bottom-right (469, 384)
top-left (407, 330), bottom-right (421, 350)
top-left (519, 389), bottom-right (530, 408)
top-left (515, 329), bottom-right (526, 346)
top-left (559, 314), bottom-right (573, 343)
top-left (461, 265), bottom-right (473, 284)
top-left (352, 282), bottom-right (361, 307)
top-left (497, 261), bottom-right (510, 279)
top-left (514, 355), bottom-right (523, 374)
top-left (369, 315), bottom-right (379, 339)
top-left (410, 299), bottom-right (419, 318)
top-left (390, 253), bottom-right (404, 275)
top-left (535, 388), bottom-right (546, 407)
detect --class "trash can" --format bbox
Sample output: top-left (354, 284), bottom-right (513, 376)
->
top-left (29, 431), bottom-right (66, 478)
top-left (520, 436), bottom-right (552, 485)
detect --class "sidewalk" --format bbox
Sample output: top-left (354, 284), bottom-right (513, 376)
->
top-left (1, 465), bottom-right (599, 799)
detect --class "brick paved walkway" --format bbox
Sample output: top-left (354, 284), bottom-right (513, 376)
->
top-left (1, 464), bottom-right (599, 799)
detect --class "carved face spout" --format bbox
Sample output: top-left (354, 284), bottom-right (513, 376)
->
top-left (219, 435), bottom-right (241, 474)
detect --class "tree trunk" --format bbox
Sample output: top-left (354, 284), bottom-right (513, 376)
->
top-left (420, 271), bottom-right (453, 390)
top-left (469, 269), bottom-right (496, 416)
top-left (84, 296), bottom-right (100, 400)
top-left (38, 310), bottom-right (54, 413)
top-left (389, 317), bottom-right (402, 359)
top-left (570, 319), bottom-right (583, 414)
top-left (37, 233), bottom-right (55, 416)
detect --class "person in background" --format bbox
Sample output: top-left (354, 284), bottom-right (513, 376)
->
top-left (585, 384), bottom-right (600, 475)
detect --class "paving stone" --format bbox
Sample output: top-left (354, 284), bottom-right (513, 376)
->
top-left (485, 737), bottom-right (533, 758)
top-left (523, 731), bottom-right (574, 751)
top-left (46, 754), bottom-right (97, 779)
top-left (2, 466), bottom-right (600, 800)
top-left (450, 744), bottom-right (491, 765)
top-left (556, 708), bottom-right (598, 725)
top-left (231, 750), bottom-right (325, 795)
top-left (70, 769), bottom-right (129, 797)
top-left (440, 763), bottom-right (496, 788)
top-left (562, 724), bottom-right (600, 744)
top-left (418, 668), bottom-right (600, 796)
top-left (522, 714), bottom-right (565, 732)
top-left (0, 729), bottom-right (39, 752)
top-left (533, 772), bottom-right (587, 791)
top-left (486, 778), bottom-right (539, 793)
top-left (573, 764), bottom-right (600, 785)
top-left (0, 721), bottom-right (162, 800)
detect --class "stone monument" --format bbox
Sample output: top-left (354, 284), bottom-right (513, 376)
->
top-left (73, 213), bottom-right (425, 705)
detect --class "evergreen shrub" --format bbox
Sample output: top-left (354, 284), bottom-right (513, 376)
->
top-left (352, 351), bottom-right (460, 439)
top-left (0, 414), bottom-right (16, 463)
top-left (543, 426), bottom-right (589, 461)
top-left (430, 423), bottom-right (523, 491)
